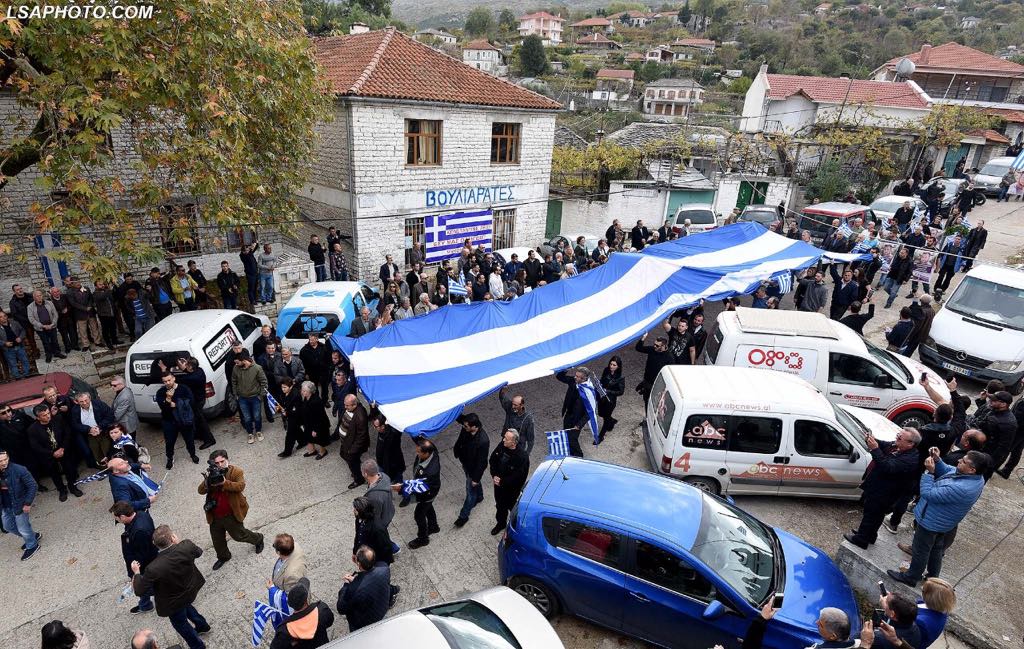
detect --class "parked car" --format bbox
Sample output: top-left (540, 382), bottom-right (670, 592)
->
top-left (277, 281), bottom-right (378, 352)
top-left (972, 156), bottom-right (1016, 197)
top-left (916, 177), bottom-right (979, 216)
top-left (868, 195), bottom-right (927, 225)
top-left (672, 203), bottom-right (719, 235)
top-left (0, 372), bottom-right (96, 416)
top-left (321, 586), bottom-right (564, 648)
top-left (919, 264), bottom-right (1024, 395)
top-left (797, 202), bottom-right (877, 244)
top-left (499, 457), bottom-right (860, 649)
top-left (736, 204), bottom-right (782, 228)
top-left (702, 307), bottom-right (947, 429)
top-left (126, 310), bottom-right (269, 420)
top-left (536, 234), bottom-right (599, 260)
top-left (643, 365), bottom-right (900, 499)
top-left (492, 246), bottom-right (537, 269)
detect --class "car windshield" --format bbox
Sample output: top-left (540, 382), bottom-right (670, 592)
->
top-left (689, 494), bottom-right (776, 605)
top-left (869, 198), bottom-right (904, 214)
top-left (832, 403), bottom-right (869, 451)
top-left (741, 209), bottom-right (778, 226)
top-left (678, 209), bottom-right (715, 225)
top-left (863, 338), bottom-right (913, 383)
top-left (423, 600), bottom-right (522, 649)
top-left (945, 276), bottom-right (1024, 331)
top-left (979, 161), bottom-right (1010, 177)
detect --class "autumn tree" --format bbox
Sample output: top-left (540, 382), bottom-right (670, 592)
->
top-left (0, 0), bottom-right (330, 278)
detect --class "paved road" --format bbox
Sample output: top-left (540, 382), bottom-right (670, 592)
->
top-left (4, 199), bottom-right (1020, 648)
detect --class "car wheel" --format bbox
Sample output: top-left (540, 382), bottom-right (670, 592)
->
top-left (893, 409), bottom-right (930, 430)
top-left (973, 194), bottom-right (986, 206)
top-left (683, 476), bottom-right (721, 495)
top-left (509, 576), bottom-right (560, 618)
top-left (1009, 379), bottom-right (1024, 397)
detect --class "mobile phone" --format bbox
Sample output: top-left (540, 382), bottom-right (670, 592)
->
top-left (771, 592), bottom-right (785, 609)
top-left (871, 608), bottom-right (885, 626)
top-left (878, 580), bottom-right (888, 598)
top-left (920, 372), bottom-right (928, 382)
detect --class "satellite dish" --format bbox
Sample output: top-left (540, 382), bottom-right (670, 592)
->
top-left (895, 58), bottom-right (916, 80)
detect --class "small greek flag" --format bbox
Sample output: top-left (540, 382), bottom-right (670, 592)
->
top-left (577, 380), bottom-right (602, 446)
top-left (268, 585), bottom-right (291, 620)
top-left (252, 599), bottom-right (287, 647)
top-left (401, 478), bottom-right (428, 496)
top-left (837, 222), bottom-right (854, 239)
top-left (75, 469), bottom-right (111, 486)
top-left (772, 271), bottom-right (793, 294)
top-left (1011, 150), bottom-right (1024, 171)
top-left (448, 280), bottom-right (468, 298)
top-left (266, 392), bottom-right (280, 412)
top-left (851, 240), bottom-right (873, 253)
top-left (960, 214), bottom-right (971, 229)
top-left (546, 429), bottom-right (570, 458)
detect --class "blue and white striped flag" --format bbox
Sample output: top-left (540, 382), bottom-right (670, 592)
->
top-left (268, 585), bottom-right (291, 621)
top-left (266, 392), bottom-right (280, 412)
top-left (424, 209), bottom-right (493, 263)
top-left (837, 222), bottom-right (854, 239)
top-left (252, 600), bottom-right (286, 647)
top-left (960, 214), bottom-right (971, 229)
top-left (772, 271), bottom-right (793, 294)
top-left (400, 478), bottom-right (428, 496)
top-left (1011, 150), bottom-right (1024, 170)
top-left (448, 280), bottom-right (468, 298)
top-left (851, 240), bottom-right (873, 253)
top-left (577, 379), bottom-right (602, 445)
top-left (546, 429), bottom-right (570, 458)
top-left (75, 469), bottom-right (111, 486)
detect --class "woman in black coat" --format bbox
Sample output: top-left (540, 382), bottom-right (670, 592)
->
top-left (277, 378), bottom-right (305, 458)
top-left (352, 496), bottom-right (394, 564)
top-left (597, 355), bottom-right (625, 441)
top-left (299, 380), bottom-right (332, 460)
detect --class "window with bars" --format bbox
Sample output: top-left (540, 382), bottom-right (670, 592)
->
top-left (492, 208), bottom-right (516, 250)
top-left (404, 216), bottom-right (425, 267)
top-left (226, 227), bottom-right (257, 249)
top-left (405, 119), bottom-right (442, 166)
top-left (158, 204), bottom-right (201, 255)
top-left (491, 122), bottom-right (521, 164)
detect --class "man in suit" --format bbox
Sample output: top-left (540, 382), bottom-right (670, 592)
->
top-left (349, 307), bottom-right (376, 338)
top-left (336, 546), bottom-right (391, 632)
top-left (107, 457), bottom-right (159, 512)
top-left (844, 427), bottom-right (921, 549)
top-left (196, 449), bottom-right (264, 570)
top-left (400, 439), bottom-right (441, 549)
top-left (112, 500), bottom-right (159, 613)
top-left (489, 428), bottom-right (529, 535)
top-left (70, 392), bottom-right (115, 468)
top-left (378, 254), bottom-right (400, 289)
top-left (828, 265), bottom-right (860, 320)
top-left (338, 395), bottom-right (370, 490)
top-left (131, 525), bottom-right (210, 649)
top-left (27, 404), bottom-right (82, 501)
top-left (269, 533), bottom-right (307, 592)
top-left (110, 377), bottom-right (139, 438)
top-left (962, 219), bottom-right (987, 271)
top-left (630, 219), bottom-right (649, 250)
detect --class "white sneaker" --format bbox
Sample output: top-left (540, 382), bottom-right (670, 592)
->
top-left (247, 434), bottom-right (255, 444)
top-left (883, 520), bottom-right (899, 534)
top-left (256, 432), bottom-right (264, 442)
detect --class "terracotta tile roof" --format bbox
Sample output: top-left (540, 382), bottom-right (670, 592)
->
top-left (625, 52), bottom-right (645, 61)
top-left (968, 129), bottom-right (1010, 144)
top-left (463, 39), bottom-right (501, 52)
top-left (672, 38), bottom-right (716, 47)
top-left (597, 68), bottom-right (635, 80)
top-left (986, 108), bottom-right (1024, 123)
top-left (577, 33), bottom-right (619, 46)
top-left (571, 17), bottom-right (612, 27)
top-left (765, 74), bottom-right (929, 109)
top-left (314, 29), bottom-right (561, 111)
top-left (883, 42), bottom-right (1024, 76)
top-left (519, 11), bottom-right (564, 22)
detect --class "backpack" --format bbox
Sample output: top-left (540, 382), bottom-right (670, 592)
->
top-left (173, 397), bottom-right (195, 427)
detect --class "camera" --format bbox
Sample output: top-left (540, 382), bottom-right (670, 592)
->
top-left (205, 460), bottom-right (227, 486)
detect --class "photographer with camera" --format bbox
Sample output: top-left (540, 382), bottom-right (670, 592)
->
top-left (196, 449), bottom-right (264, 570)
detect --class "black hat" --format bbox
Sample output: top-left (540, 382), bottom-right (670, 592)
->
top-left (991, 391), bottom-right (1014, 405)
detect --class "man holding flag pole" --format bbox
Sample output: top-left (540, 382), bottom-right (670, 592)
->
top-left (555, 366), bottom-right (605, 456)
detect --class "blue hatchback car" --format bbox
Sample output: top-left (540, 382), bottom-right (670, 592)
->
top-left (498, 458), bottom-right (859, 649)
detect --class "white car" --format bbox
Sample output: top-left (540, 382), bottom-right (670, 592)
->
top-left (869, 195), bottom-right (927, 225)
top-left (322, 586), bottom-right (565, 648)
top-left (672, 203), bottom-right (720, 235)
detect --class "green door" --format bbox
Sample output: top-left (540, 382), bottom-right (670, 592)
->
top-left (665, 190), bottom-right (716, 220)
top-left (736, 181), bottom-right (769, 211)
top-left (545, 200), bottom-right (562, 238)
top-left (943, 145), bottom-right (968, 176)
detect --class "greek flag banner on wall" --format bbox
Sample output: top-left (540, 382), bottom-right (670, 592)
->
top-left (334, 223), bottom-right (872, 436)
top-left (424, 209), bottom-right (493, 263)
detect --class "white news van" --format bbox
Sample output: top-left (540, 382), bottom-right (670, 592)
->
top-left (919, 264), bottom-right (1024, 395)
top-left (702, 307), bottom-right (948, 429)
top-left (642, 366), bottom-right (900, 499)
top-left (125, 310), bottom-right (270, 420)
top-left (276, 281), bottom-right (379, 353)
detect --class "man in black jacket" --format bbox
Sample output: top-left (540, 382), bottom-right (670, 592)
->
top-left (829, 265), bottom-right (859, 320)
top-left (635, 332), bottom-right (672, 406)
top-left (401, 439), bottom-right (441, 549)
top-left (962, 220), bottom-right (987, 271)
top-left (175, 357), bottom-right (217, 449)
top-left (308, 234), bottom-right (328, 283)
top-left (892, 201), bottom-right (916, 233)
top-left (300, 334), bottom-right (331, 402)
top-left (844, 427), bottom-right (921, 549)
top-left (489, 429), bottom-right (529, 535)
top-left (453, 413), bottom-right (489, 528)
top-left (523, 250), bottom-right (542, 288)
top-left (555, 367), bottom-right (590, 457)
top-left (272, 581), bottom-right (334, 648)
top-left (371, 410), bottom-right (407, 506)
top-left (239, 243), bottom-right (259, 309)
top-left (974, 391), bottom-right (1017, 480)
top-left (27, 404), bottom-right (81, 501)
top-left (630, 219), bottom-right (649, 250)
top-left (336, 546), bottom-right (390, 631)
top-left (216, 261), bottom-right (240, 310)
top-left (112, 500), bottom-right (159, 614)
top-left (839, 300), bottom-right (875, 335)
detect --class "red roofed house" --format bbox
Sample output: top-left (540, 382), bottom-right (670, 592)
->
top-left (576, 32), bottom-right (621, 50)
top-left (671, 38), bottom-right (717, 54)
top-left (593, 69), bottom-right (635, 102)
top-left (740, 64), bottom-right (931, 135)
top-left (518, 11), bottom-right (564, 46)
top-left (304, 28), bottom-right (561, 279)
top-left (570, 16), bottom-right (614, 35)
top-left (462, 39), bottom-right (505, 76)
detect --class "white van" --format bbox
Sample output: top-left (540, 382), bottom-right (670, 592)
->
top-left (919, 264), bottom-right (1024, 395)
top-left (276, 281), bottom-right (379, 353)
top-left (642, 366), bottom-right (900, 499)
top-left (702, 307), bottom-right (948, 429)
top-left (973, 156), bottom-right (1015, 197)
top-left (126, 310), bottom-right (270, 420)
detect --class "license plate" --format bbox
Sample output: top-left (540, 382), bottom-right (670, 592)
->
top-left (941, 362), bottom-right (972, 377)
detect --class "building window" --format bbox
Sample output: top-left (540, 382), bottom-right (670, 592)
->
top-left (667, 90), bottom-right (676, 100)
top-left (226, 227), bottom-right (257, 249)
top-left (404, 216), bottom-right (425, 267)
top-left (492, 208), bottom-right (516, 250)
top-left (405, 119), bottom-right (442, 166)
top-left (158, 204), bottom-right (201, 255)
top-left (491, 123), bottom-right (521, 164)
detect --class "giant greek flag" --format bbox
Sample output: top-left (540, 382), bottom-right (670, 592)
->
top-left (334, 223), bottom-right (869, 435)
top-left (424, 209), bottom-right (493, 263)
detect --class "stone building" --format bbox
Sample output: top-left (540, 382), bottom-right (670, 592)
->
top-left (305, 28), bottom-right (561, 279)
